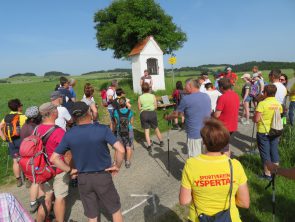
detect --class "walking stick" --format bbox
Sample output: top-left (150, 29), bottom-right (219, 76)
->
top-left (167, 119), bottom-right (171, 177)
top-left (250, 122), bottom-right (256, 154)
top-left (265, 174), bottom-right (276, 222)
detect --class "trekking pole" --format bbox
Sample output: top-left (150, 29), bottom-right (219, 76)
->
top-left (167, 119), bottom-right (171, 177)
top-left (164, 113), bottom-right (171, 177)
top-left (250, 122), bottom-right (256, 154)
top-left (265, 174), bottom-right (276, 222)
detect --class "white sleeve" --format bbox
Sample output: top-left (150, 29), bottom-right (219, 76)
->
top-left (62, 107), bottom-right (72, 121)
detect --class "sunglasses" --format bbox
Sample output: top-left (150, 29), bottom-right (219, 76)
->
top-left (279, 78), bottom-right (286, 81)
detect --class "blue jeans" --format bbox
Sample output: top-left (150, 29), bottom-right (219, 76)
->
top-left (288, 101), bottom-right (295, 126)
top-left (256, 133), bottom-right (279, 164)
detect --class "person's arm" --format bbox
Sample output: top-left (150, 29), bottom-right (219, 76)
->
top-left (90, 103), bottom-right (98, 120)
top-left (253, 111), bottom-right (262, 123)
top-left (137, 97), bottom-right (142, 111)
top-left (179, 186), bottom-right (192, 205)
top-left (0, 122), bottom-right (5, 141)
top-left (266, 161), bottom-right (295, 180)
top-left (50, 152), bottom-right (77, 175)
top-left (130, 116), bottom-right (134, 125)
top-left (150, 78), bottom-right (153, 88)
top-left (235, 183), bottom-right (250, 208)
top-left (213, 110), bottom-right (221, 118)
top-left (140, 79), bottom-right (143, 87)
top-left (105, 141), bottom-right (125, 176)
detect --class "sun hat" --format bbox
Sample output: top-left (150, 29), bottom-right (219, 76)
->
top-left (25, 106), bottom-right (39, 118)
top-left (253, 73), bottom-right (259, 78)
top-left (39, 102), bottom-right (57, 116)
top-left (50, 91), bottom-right (63, 101)
top-left (241, 73), bottom-right (251, 79)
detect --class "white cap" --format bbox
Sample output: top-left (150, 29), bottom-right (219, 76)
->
top-left (226, 67), bottom-right (232, 71)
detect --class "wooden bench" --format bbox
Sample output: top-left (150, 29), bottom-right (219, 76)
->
top-left (156, 95), bottom-right (176, 109)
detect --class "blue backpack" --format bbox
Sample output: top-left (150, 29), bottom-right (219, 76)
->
top-left (250, 82), bottom-right (260, 97)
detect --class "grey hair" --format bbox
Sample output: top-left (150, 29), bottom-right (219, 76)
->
top-left (185, 78), bottom-right (200, 89)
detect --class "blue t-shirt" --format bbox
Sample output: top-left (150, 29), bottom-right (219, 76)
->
top-left (55, 122), bottom-right (117, 173)
top-left (113, 108), bottom-right (133, 131)
top-left (69, 87), bottom-right (76, 98)
top-left (58, 87), bottom-right (73, 109)
top-left (177, 92), bottom-right (211, 139)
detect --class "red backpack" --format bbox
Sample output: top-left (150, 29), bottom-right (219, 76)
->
top-left (19, 126), bottom-right (58, 184)
top-left (100, 89), bottom-right (108, 107)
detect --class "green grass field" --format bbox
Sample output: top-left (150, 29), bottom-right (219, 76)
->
top-left (0, 68), bottom-right (294, 221)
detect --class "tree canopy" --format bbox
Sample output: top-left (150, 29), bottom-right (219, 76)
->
top-left (94, 0), bottom-right (187, 59)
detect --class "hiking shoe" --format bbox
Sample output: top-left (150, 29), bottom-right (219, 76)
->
top-left (25, 179), bottom-right (32, 188)
top-left (125, 161), bottom-right (131, 168)
top-left (258, 174), bottom-right (272, 181)
top-left (159, 141), bottom-right (164, 147)
top-left (172, 124), bottom-right (180, 130)
top-left (147, 145), bottom-right (152, 151)
top-left (30, 201), bottom-right (39, 213)
top-left (16, 177), bottom-right (23, 187)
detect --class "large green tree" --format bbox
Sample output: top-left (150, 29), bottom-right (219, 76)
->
top-left (94, 0), bottom-right (187, 59)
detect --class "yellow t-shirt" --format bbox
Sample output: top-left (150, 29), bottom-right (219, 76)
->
top-left (256, 97), bottom-right (282, 133)
top-left (181, 154), bottom-right (247, 222)
top-left (289, 83), bottom-right (295, 102)
top-left (1, 111), bottom-right (27, 127)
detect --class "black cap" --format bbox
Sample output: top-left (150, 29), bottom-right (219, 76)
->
top-left (70, 102), bottom-right (89, 118)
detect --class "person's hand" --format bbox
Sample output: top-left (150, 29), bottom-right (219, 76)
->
top-left (70, 168), bottom-right (78, 177)
top-left (265, 161), bottom-right (278, 174)
top-left (105, 165), bottom-right (120, 176)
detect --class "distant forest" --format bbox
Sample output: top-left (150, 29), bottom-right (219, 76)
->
top-left (168, 61), bottom-right (295, 73)
top-left (6, 61), bottom-right (295, 78)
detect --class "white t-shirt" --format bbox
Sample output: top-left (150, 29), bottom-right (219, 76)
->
top-left (55, 106), bottom-right (72, 131)
top-left (204, 79), bottom-right (211, 84)
top-left (106, 87), bottom-right (117, 109)
top-left (205, 90), bottom-right (222, 111)
top-left (273, 82), bottom-right (287, 104)
top-left (200, 84), bottom-right (206, 93)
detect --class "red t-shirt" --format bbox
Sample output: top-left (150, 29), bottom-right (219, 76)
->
top-left (224, 72), bottom-right (238, 85)
top-left (36, 124), bottom-right (65, 174)
top-left (216, 90), bottom-right (240, 132)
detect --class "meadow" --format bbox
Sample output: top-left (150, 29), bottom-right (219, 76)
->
top-left (0, 68), bottom-right (294, 221)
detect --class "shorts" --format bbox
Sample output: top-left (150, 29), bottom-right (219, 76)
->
top-left (8, 138), bottom-right (21, 159)
top-left (244, 96), bottom-right (252, 103)
top-left (257, 133), bottom-right (280, 164)
top-left (140, 111), bottom-right (158, 129)
top-left (187, 138), bottom-right (203, 157)
top-left (117, 129), bottom-right (134, 148)
top-left (44, 172), bottom-right (69, 198)
top-left (78, 172), bottom-right (121, 218)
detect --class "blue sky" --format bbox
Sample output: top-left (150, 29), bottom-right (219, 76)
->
top-left (0, 0), bottom-right (294, 77)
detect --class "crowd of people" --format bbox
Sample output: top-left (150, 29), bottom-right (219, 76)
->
top-left (0, 66), bottom-right (294, 222)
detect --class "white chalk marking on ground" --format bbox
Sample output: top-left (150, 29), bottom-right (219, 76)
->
top-left (122, 194), bottom-right (157, 215)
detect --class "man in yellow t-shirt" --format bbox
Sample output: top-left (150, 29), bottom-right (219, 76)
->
top-left (254, 84), bottom-right (282, 180)
top-left (288, 81), bottom-right (295, 126)
top-left (0, 99), bottom-right (27, 187)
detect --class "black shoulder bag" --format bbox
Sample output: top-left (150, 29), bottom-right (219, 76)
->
top-left (196, 159), bottom-right (233, 222)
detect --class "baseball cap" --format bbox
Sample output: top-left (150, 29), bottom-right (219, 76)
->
top-left (39, 102), bottom-right (57, 116)
top-left (25, 106), bottom-right (39, 118)
top-left (253, 73), bottom-right (259, 78)
top-left (70, 102), bottom-right (89, 118)
top-left (241, 73), bottom-right (251, 79)
top-left (50, 91), bottom-right (63, 101)
top-left (226, 67), bottom-right (232, 71)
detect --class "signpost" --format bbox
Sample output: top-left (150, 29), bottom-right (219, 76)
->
top-left (168, 55), bottom-right (177, 85)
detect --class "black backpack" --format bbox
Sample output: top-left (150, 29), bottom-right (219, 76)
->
top-left (112, 97), bottom-right (120, 110)
top-left (117, 109), bottom-right (130, 138)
